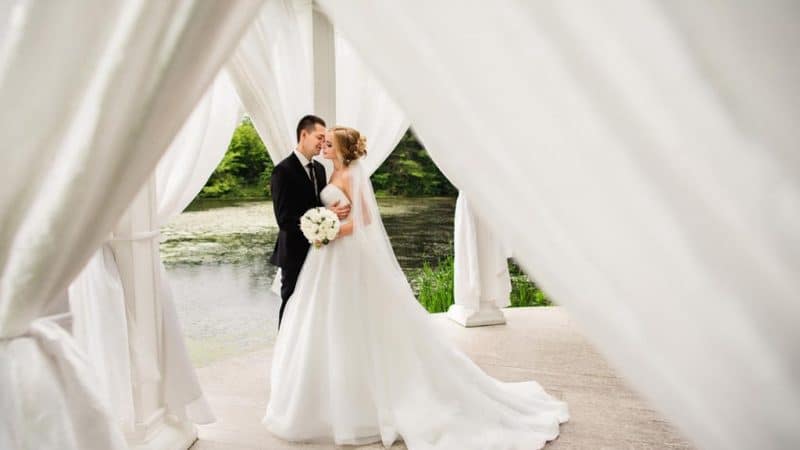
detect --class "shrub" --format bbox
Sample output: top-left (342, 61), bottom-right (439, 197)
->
top-left (414, 255), bottom-right (552, 313)
top-left (416, 255), bottom-right (455, 313)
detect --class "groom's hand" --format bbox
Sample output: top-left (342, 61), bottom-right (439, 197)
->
top-left (329, 201), bottom-right (350, 220)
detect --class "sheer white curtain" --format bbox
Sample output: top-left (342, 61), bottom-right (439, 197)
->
top-left (67, 69), bottom-right (242, 428)
top-left (228, 0), bottom-right (408, 168)
top-left (156, 69), bottom-right (242, 423)
top-left (0, 1), bottom-right (263, 449)
top-left (335, 33), bottom-right (409, 173)
top-left (453, 194), bottom-right (512, 311)
top-left (317, 2), bottom-right (800, 449)
top-left (157, 70), bottom-right (243, 219)
top-left (67, 247), bottom-right (138, 432)
top-left (227, 0), bottom-right (313, 164)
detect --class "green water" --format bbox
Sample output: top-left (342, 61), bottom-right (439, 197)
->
top-left (161, 196), bottom-right (456, 367)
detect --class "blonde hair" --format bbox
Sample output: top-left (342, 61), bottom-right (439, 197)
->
top-left (331, 126), bottom-right (367, 166)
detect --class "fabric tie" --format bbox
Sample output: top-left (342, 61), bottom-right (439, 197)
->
top-left (306, 162), bottom-right (319, 199)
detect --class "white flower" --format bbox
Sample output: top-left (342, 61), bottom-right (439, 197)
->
top-left (300, 207), bottom-right (341, 247)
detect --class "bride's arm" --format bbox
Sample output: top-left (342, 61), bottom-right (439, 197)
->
top-left (338, 221), bottom-right (354, 237)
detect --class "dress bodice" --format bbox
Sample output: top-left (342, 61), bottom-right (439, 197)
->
top-left (320, 184), bottom-right (351, 208)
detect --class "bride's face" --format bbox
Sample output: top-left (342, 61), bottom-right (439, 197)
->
top-left (322, 131), bottom-right (339, 160)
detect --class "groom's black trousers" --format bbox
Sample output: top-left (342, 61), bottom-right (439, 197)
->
top-left (278, 265), bottom-right (302, 330)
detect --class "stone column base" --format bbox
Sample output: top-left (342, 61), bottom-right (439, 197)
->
top-left (447, 302), bottom-right (507, 327)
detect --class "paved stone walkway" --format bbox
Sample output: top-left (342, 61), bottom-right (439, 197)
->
top-left (191, 307), bottom-right (694, 450)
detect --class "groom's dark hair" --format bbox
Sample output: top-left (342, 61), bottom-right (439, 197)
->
top-left (296, 114), bottom-right (326, 142)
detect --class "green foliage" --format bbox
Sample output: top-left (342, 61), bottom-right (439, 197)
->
top-left (229, 116), bottom-right (271, 184)
top-left (416, 255), bottom-right (456, 313)
top-left (200, 116), bottom-right (273, 199)
top-left (414, 256), bottom-right (551, 313)
top-left (199, 123), bottom-right (454, 200)
top-left (199, 172), bottom-right (241, 198)
top-left (509, 261), bottom-right (552, 307)
top-left (372, 130), bottom-right (457, 197)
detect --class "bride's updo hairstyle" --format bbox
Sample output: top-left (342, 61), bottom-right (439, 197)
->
top-left (331, 126), bottom-right (367, 166)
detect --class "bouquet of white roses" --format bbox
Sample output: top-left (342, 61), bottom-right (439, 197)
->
top-left (300, 207), bottom-right (341, 248)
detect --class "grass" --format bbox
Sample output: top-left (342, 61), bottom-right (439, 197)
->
top-left (415, 255), bottom-right (551, 313)
top-left (508, 261), bottom-right (551, 307)
top-left (416, 255), bottom-right (456, 313)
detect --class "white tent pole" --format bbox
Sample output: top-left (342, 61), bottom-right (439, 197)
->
top-left (313, 6), bottom-right (336, 126)
top-left (110, 176), bottom-right (197, 450)
top-left (448, 192), bottom-right (511, 327)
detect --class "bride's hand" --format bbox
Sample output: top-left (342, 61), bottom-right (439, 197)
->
top-left (336, 224), bottom-right (353, 238)
top-left (328, 201), bottom-right (350, 220)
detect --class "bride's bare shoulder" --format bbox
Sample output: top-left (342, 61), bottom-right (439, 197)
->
top-left (327, 169), bottom-right (351, 197)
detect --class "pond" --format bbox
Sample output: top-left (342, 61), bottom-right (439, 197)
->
top-left (161, 196), bottom-right (456, 366)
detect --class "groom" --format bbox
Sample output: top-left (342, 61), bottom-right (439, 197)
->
top-left (270, 115), bottom-right (349, 329)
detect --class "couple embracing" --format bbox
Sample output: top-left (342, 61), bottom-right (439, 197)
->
top-left (265, 115), bottom-right (568, 449)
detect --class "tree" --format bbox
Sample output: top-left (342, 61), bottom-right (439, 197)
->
top-left (372, 129), bottom-right (457, 196)
top-left (200, 116), bottom-right (273, 198)
top-left (199, 124), bottom-right (455, 200)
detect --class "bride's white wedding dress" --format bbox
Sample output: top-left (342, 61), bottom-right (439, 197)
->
top-left (263, 162), bottom-right (568, 449)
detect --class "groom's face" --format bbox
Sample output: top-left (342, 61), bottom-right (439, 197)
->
top-left (301, 124), bottom-right (327, 156)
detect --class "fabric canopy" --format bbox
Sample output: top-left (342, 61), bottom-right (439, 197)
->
top-left (3, 1), bottom-right (799, 449)
top-left (228, 0), bottom-right (409, 169)
top-left (316, 1), bottom-right (800, 449)
top-left (334, 32), bottom-right (409, 174)
top-left (156, 69), bottom-right (242, 424)
top-left (0, 1), bottom-right (263, 448)
top-left (67, 69), bottom-right (241, 430)
top-left (227, 0), bottom-right (313, 164)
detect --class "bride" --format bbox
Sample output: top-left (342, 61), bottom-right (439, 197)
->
top-left (263, 126), bottom-right (568, 449)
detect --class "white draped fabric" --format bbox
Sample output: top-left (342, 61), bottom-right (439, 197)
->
top-left (67, 247), bottom-right (137, 431)
top-left (68, 70), bottom-right (241, 428)
top-left (334, 33), bottom-right (409, 174)
top-left (5, 1), bottom-right (799, 449)
top-left (228, 0), bottom-right (408, 170)
top-left (156, 69), bottom-right (242, 424)
top-left (453, 194), bottom-right (512, 310)
top-left (317, 1), bottom-right (800, 449)
top-left (227, 0), bottom-right (314, 164)
top-left (157, 71), bottom-right (243, 221)
top-left (0, 1), bottom-right (263, 449)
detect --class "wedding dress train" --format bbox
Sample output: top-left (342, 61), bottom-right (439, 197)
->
top-left (264, 162), bottom-right (568, 449)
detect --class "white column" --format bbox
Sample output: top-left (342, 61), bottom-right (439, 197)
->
top-left (109, 175), bottom-right (196, 450)
top-left (313, 6), bottom-right (336, 125)
top-left (312, 4), bottom-right (336, 179)
top-left (448, 192), bottom-right (511, 327)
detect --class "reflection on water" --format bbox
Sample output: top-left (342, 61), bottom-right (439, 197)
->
top-left (169, 262), bottom-right (278, 367)
top-left (162, 196), bottom-right (455, 366)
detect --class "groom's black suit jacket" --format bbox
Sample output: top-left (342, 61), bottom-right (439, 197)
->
top-left (269, 152), bottom-right (326, 269)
